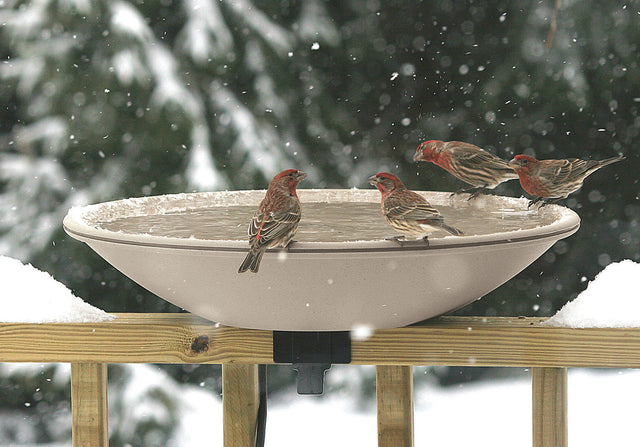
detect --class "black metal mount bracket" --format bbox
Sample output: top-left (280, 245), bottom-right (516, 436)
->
top-left (273, 331), bottom-right (351, 395)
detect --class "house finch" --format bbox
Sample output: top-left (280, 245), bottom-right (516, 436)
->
top-left (238, 169), bottom-right (306, 273)
top-left (368, 172), bottom-right (463, 244)
top-left (509, 154), bottom-right (625, 207)
top-left (413, 140), bottom-right (518, 198)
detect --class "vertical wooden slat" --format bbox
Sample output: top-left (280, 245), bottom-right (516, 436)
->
top-left (532, 367), bottom-right (567, 447)
top-left (376, 365), bottom-right (414, 447)
top-left (223, 364), bottom-right (259, 447)
top-left (71, 363), bottom-right (108, 447)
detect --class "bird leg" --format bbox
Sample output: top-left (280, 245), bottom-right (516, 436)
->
top-left (385, 235), bottom-right (408, 246)
top-left (450, 188), bottom-right (469, 197)
top-left (466, 186), bottom-right (487, 200)
top-left (421, 235), bottom-right (430, 247)
top-left (450, 186), bottom-right (484, 200)
top-left (527, 197), bottom-right (544, 209)
top-left (537, 198), bottom-right (563, 209)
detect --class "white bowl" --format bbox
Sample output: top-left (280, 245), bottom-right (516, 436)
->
top-left (63, 189), bottom-right (580, 331)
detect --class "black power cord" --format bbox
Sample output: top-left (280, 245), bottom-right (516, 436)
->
top-left (255, 364), bottom-right (267, 447)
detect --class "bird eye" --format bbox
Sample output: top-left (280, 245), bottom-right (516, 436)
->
top-left (521, 159), bottom-right (528, 164)
top-left (288, 172), bottom-right (295, 177)
top-left (379, 176), bottom-right (386, 180)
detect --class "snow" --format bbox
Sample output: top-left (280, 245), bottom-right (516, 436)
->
top-left (210, 80), bottom-right (283, 178)
top-left (158, 366), bottom-right (640, 447)
top-left (225, 0), bottom-right (294, 56)
top-left (0, 1), bottom-right (46, 39)
top-left (178, 0), bottom-right (234, 64)
top-left (59, 0), bottom-right (92, 15)
top-left (0, 256), bottom-right (114, 323)
top-left (186, 124), bottom-right (224, 191)
top-left (110, 1), bottom-right (153, 41)
top-left (114, 364), bottom-right (177, 437)
top-left (544, 260), bottom-right (640, 328)
top-left (147, 45), bottom-right (203, 119)
top-left (14, 117), bottom-right (69, 155)
top-left (0, 155), bottom-right (81, 260)
top-left (111, 49), bottom-right (148, 86)
top-left (297, 0), bottom-right (340, 47)
top-left (0, 57), bottom-right (45, 97)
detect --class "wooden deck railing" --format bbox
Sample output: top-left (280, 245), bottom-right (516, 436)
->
top-left (1, 313), bottom-right (638, 446)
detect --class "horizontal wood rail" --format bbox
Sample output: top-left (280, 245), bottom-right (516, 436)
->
top-left (1, 314), bottom-right (638, 367)
top-left (0, 313), bottom-right (636, 446)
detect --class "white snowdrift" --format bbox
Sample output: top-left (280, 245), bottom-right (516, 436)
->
top-left (544, 259), bottom-right (640, 328)
top-left (0, 255), bottom-right (114, 323)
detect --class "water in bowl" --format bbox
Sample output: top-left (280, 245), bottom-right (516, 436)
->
top-left (97, 198), bottom-right (558, 242)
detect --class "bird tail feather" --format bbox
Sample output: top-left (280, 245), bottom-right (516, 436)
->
top-left (238, 250), bottom-right (264, 273)
top-left (437, 222), bottom-right (464, 236)
top-left (599, 156), bottom-right (625, 168)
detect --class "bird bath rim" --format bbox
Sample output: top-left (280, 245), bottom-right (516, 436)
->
top-left (63, 189), bottom-right (580, 252)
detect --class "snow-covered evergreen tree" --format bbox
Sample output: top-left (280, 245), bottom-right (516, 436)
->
top-left (0, 0), bottom-right (353, 262)
top-left (0, 0), bottom-right (638, 445)
top-left (1, 0), bottom-right (637, 271)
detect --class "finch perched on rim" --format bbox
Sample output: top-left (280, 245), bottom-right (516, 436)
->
top-left (368, 172), bottom-right (463, 244)
top-left (413, 140), bottom-right (518, 199)
top-left (509, 154), bottom-right (625, 208)
top-left (238, 169), bottom-right (307, 273)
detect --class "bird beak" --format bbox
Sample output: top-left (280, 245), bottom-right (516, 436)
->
top-left (508, 159), bottom-right (520, 169)
top-left (368, 175), bottom-right (379, 187)
top-left (412, 149), bottom-right (422, 162)
top-left (296, 171), bottom-right (307, 181)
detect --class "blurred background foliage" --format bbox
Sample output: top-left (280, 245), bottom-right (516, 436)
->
top-left (0, 0), bottom-right (638, 445)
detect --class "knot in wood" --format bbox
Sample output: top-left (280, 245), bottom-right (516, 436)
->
top-left (191, 335), bottom-right (210, 354)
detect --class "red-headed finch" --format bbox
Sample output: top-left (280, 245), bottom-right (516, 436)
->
top-left (238, 169), bottom-right (307, 273)
top-left (414, 140), bottom-right (518, 198)
top-left (368, 172), bottom-right (463, 244)
top-left (509, 154), bottom-right (625, 207)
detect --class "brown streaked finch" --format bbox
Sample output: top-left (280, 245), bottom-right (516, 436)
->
top-left (414, 140), bottom-right (518, 199)
top-left (508, 154), bottom-right (625, 208)
top-left (368, 172), bottom-right (463, 245)
top-left (238, 169), bottom-right (307, 273)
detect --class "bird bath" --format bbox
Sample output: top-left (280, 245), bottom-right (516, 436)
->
top-left (63, 189), bottom-right (580, 331)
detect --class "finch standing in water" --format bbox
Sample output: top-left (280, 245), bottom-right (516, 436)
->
top-left (413, 140), bottom-right (518, 198)
top-left (368, 172), bottom-right (462, 245)
top-left (509, 154), bottom-right (625, 207)
top-left (238, 169), bottom-right (307, 273)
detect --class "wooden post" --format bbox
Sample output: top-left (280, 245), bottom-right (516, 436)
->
top-left (223, 364), bottom-right (260, 447)
top-left (532, 367), bottom-right (567, 447)
top-left (376, 365), bottom-right (413, 447)
top-left (71, 363), bottom-right (108, 447)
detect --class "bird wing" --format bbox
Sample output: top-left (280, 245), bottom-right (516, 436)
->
top-left (249, 205), bottom-right (300, 249)
top-left (538, 158), bottom-right (596, 183)
top-left (447, 142), bottom-right (515, 171)
top-left (384, 193), bottom-right (442, 222)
